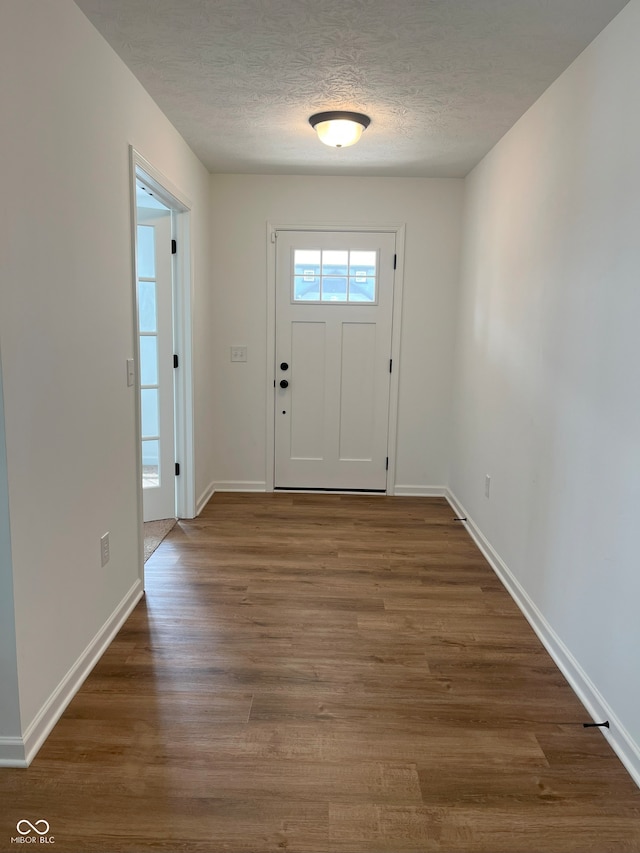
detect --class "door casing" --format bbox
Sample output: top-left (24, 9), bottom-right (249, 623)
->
top-left (266, 223), bottom-right (406, 494)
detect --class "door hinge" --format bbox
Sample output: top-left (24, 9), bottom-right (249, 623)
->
top-left (386, 457), bottom-right (389, 471)
top-left (393, 254), bottom-right (397, 270)
top-left (171, 239), bottom-right (177, 254)
top-left (389, 358), bottom-right (393, 373)
top-left (175, 462), bottom-right (180, 476)
top-left (173, 354), bottom-right (179, 369)
top-left (271, 231), bottom-right (277, 243)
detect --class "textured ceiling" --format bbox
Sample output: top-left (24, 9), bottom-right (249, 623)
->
top-left (74, 0), bottom-right (629, 177)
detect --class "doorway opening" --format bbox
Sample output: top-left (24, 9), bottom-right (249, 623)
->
top-left (130, 150), bottom-right (195, 572)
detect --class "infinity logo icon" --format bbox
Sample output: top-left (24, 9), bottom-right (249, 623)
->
top-left (16, 820), bottom-right (50, 836)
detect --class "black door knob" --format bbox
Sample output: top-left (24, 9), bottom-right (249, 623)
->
top-left (280, 362), bottom-right (289, 371)
top-left (280, 379), bottom-right (289, 389)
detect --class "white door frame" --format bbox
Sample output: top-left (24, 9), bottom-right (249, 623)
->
top-left (129, 148), bottom-right (196, 577)
top-left (265, 222), bottom-right (406, 494)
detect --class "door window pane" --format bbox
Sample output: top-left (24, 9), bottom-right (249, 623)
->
top-left (141, 389), bottom-right (159, 437)
top-left (139, 336), bottom-right (158, 386)
top-left (138, 280), bottom-right (157, 332)
top-left (294, 249), bottom-right (320, 276)
top-left (142, 440), bottom-right (160, 488)
top-left (137, 225), bottom-right (155, 278)
top-left (349, 251), bottom-right (376, 276)
top-left (294, 276), bottom-right (320, 301)
top-left (321, 277), bottom-right (347, 301)
top-left (322, 250), bottom-right (348, 277)
top-left (348, 277), bottom-right (376, 302)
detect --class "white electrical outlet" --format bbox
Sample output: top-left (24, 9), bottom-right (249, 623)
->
top-left (230, 346), bottom-right (247, 362)
top-left (100, 532), bottom-right (110, 567)
top-left (485, 475), bottom-right (491, 499)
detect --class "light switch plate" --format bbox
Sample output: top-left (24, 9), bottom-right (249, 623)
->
top-left (100, 532), bottom-right (110, 567)
top-left (231, 346), bottom-right (247, 362)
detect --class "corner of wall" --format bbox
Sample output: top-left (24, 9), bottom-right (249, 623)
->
top-left (196, 481), bottom-right (216, 515)
top-left (16, 580), bottom-right (143, 768)
top-left (445, 489), bottom-right (640, 790)
top-left (0, 352), bottom-right (23, 755)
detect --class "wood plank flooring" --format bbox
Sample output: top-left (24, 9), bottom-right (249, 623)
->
top-left (1, 493), bottom-right (638, 852)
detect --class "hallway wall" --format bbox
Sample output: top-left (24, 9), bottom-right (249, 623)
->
top-left (0, 0), bottom-right (212, 761)
top-left (451, 0), bottom-right (640, 783)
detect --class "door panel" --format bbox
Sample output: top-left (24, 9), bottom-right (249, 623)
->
top-left (339, 323), bottom-right (376, 461)
top-left (290, 321), bottom-right (326, 461)
top-left (275, 230), bottom-right (395, 491)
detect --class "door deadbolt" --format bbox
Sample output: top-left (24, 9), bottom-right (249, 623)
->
top-left (280, 362), bottom-right (289, 371)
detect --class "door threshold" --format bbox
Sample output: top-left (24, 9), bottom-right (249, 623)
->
top-left (273, 487), bottom-right (386, 495)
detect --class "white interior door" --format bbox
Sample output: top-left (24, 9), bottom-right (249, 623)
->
top-left (137, 203), bottom-right (176, 521)
top-left (274, 230), bottom-right (395, 491)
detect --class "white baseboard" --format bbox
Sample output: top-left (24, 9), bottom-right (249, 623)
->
top-left (212, 480), bottom-right (266, 493)
top-left (393, 485), bottom-right (447, 497)
top-left (0, 579), bottom-right (144, 768)
top-left (0, 737), bottom-right (28, 768)
top-left (445, 489), bottom-right (640, 790)
top-left (196, 480), bottom-right (216, 515)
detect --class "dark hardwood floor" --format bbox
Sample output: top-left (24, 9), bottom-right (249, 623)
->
top-left (1, 494), bottom-right (638, 852)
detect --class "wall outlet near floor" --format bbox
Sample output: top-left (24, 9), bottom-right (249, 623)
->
top-left (484, 475), bottom-right (491, 499)
top-left (100, 532), bottom-right (110, 567)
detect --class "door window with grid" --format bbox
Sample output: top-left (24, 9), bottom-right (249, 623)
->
top-left (293, 249), bottom-right (377, 304)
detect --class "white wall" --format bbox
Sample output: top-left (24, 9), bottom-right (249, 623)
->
top-left (451, 0), bottom-right (640, 782)
top-left (209, 174), bottom-right (464, 493)
top-left (0, 0), bottom-right (212, 761)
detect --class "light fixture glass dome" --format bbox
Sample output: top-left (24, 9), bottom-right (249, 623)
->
top-left (309, 111), bottom-right (371, 148)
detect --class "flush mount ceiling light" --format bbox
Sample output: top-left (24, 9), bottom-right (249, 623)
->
top-left (308, 111), bottom-right (371, 148)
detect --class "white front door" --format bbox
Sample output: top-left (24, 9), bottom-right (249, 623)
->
top-left (274, 230), bottom-right (396, 491)
top-left (136, 203), bottom-right (176, 521)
